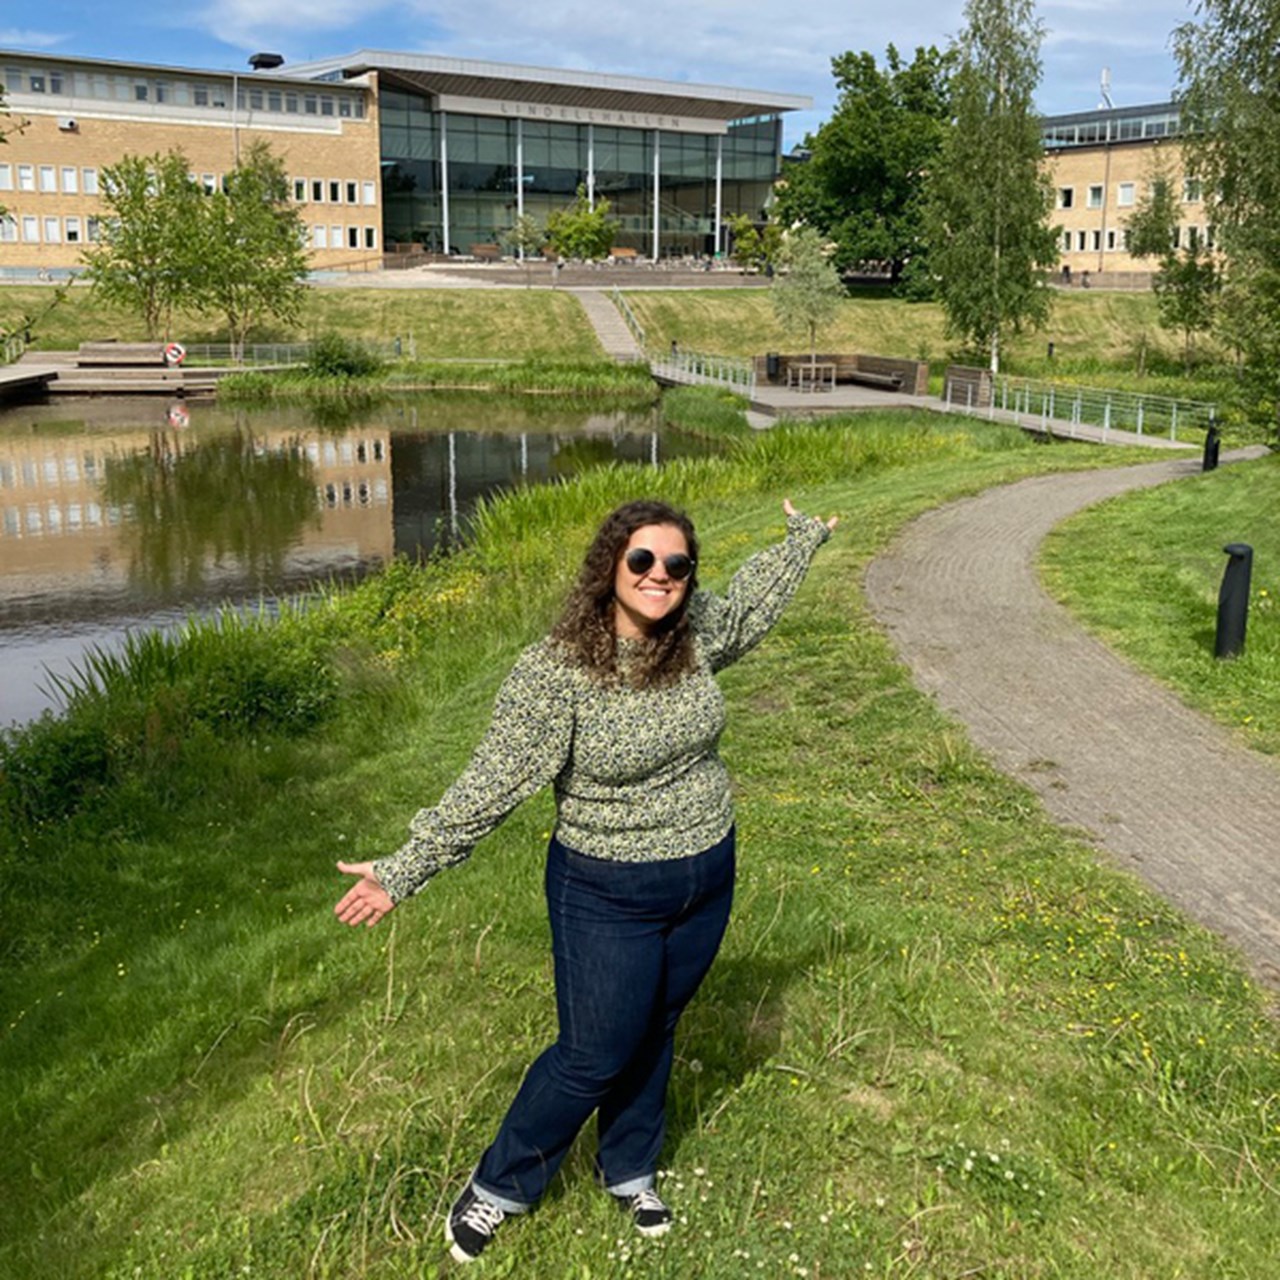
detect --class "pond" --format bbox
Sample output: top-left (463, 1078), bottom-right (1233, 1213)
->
top-left (0, 392), bottom-right (711, 727)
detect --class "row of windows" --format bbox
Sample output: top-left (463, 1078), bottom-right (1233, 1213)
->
top-left (4, 65), bottom-right (365, 119)
top-left (1042, 110), bottom-right (1180, 149)
top-left (311, 225), bottom-right (379, 251)
top-left (0, 163), bottom-right (100, 194)
top-left (1, 214), bottom-right (101, 244)
top-left (1, 162), bottom-right (376, 207)
top-left (1057, 178), bottom-right (1202, 211)
top-left (292, 177), bottom-right (377, 205)
top-left (1061, 224), bottom-right (1213, 253)
top-left (2, 501), bottom-right (124, 537)
top-left (1, 213), bottom-right (377, 250)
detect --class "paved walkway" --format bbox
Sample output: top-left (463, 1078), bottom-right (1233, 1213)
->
top-left (863, 447), bottom-right (1280, 984)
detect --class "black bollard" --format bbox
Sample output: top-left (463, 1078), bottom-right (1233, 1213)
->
top-left (1202, 423), bottom-right (1220, 472)
top-left (1214, 543), bottom-right (1253, 659)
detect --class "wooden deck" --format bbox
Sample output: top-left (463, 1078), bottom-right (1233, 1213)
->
top-left (0, 364), bottom-right (59, 401)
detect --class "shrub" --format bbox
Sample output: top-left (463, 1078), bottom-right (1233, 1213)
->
top-left (306, 332), bottom-right (384, 378)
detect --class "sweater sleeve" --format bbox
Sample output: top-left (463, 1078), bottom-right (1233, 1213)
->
top-left (372, 643), bottom-right (575, 904)
top-left (690, 513), bottom-right (831, 672)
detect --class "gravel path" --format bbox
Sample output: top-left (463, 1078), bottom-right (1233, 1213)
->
top-left (864, 448), bottom-right (1280, 984)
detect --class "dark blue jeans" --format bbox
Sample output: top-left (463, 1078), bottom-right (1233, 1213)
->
top-left (472, 827), bottom-right (736, 1211)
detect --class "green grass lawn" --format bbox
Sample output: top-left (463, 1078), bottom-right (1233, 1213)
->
top-left (0, 284), bottom-right (605, 360)
top-left (1042, 449), bottom-right (1280, 756)
top-left (2, 408), bottom-right (1277, 1279)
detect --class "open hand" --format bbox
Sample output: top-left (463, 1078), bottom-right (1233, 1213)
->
top-left (783, 497), bottom-right (838, 531)
top-left (334, 861), bottom-right (395, 928)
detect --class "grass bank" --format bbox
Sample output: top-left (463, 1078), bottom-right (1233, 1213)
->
top-left (1042, 449), bottom-right (1280, 756)
top-left (3, 403), bottom-right (1277, 1278)
top-left (0, 285), bottom-right (604, 360)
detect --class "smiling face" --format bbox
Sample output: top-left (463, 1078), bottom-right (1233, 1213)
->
top-left (613, 523), bottom-right (692, 638)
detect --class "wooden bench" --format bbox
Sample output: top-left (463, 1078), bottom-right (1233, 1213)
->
top-left (847, 369), bottom-right (903, 391)
top-left (469, 243), bottom-right (503, 261)
top-left (608, 247), bottom-right (640, 263)
top-left (77, 342), bottom-right (168, 367)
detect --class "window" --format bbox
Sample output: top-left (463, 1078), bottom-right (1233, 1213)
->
top-left (0, 215), bottom-right (16, 242)
top-left (43, 216), bottom-right (61, 243)
top-left (285, 92), bottom-right (298, 113)
top-left (49, 71), bottom-right (63, 94)
top-left (1183, 177), bottom-right (1202, 203)
top-left (82, 168), bottom-right (99, 195)
top-left (293, 178), bottom-right (306, 202)
top-left (86, 216), bottom-right (101, 242)
top-left (1106, 229), bottom-right (1117, 250)
top-left (61, 166), bottom-right (77, 194)
top-left (364, 226), bottom-right (377, 250)
top-left (65, 216), bottom-right (81, 243)
top-left (1187, 225), bottom-right (1201, 249)
top-left (347, 225), bottom-right (359, 249)
top-left (362, 180), bottom-right (376, 205)
top-left (29, 72), bottom-right (45, 93)
top-left (330, 224), bottom-right (341, 247)
top-left (1091, 230), bottom-right (1101, 251)
top-left (320, 96), bottom-right (334, 116)
top-left (1076, 230), bottom-right (1086, 251)
top-left (1171, 225), bottom-right (1181, 249)
top-left (346, 180), bottom-right (358, 204)
top-left (338, 97), bottom-right (352, 118)
top-left (1061, 230), bottom-right (1071, 252)
top-left (1117, 182), bottom-right (1134, 207)
top-left (328, 180), bottom-right (341, 203)
top-left (1087, 185), bottom-right (1104, 209)
top-left (311, 179), bottom-right (324, 202)
top-left (194, 84), bottom-right (209, 106)
top-left (1207, 224), bottom-right (1216, 249)
top-left (268, 90), bottom-right (282, 112)
top-left (17, 165), bottom-right (34, 192)
top-left (248, 88), bottom-right (263, 110)
top-left (1057, 187), bottom-right (1073, 209)
top-left (304, 93), bottom-right (318, 115)
top-left (0, 164), bottom-right (10, 191)
top-left (135, 82), bottom-right (149, 101)
top-left (39, 165), bottom-right (56, 193)
top-left (201, 174), bottom-right (216, 194)
top-left (154, 81), bottom-right (169, 103)
top-left (312, 225), bottom-right (326, 248)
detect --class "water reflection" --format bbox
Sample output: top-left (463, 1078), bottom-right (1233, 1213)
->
top-left (0, 393), bottom-right (698, 724)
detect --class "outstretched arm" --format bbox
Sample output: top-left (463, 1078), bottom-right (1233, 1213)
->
top-left (334, 861), bottom-right (394, 928)
top-left (692, 498), bottom-right (837, 671)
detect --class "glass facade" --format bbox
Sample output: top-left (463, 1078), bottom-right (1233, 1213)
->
top-left (1041, 103), bottom-right (1180, 150)
top-left (379, 85), bottom-right (783, 258)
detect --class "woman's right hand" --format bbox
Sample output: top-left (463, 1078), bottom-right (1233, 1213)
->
top-left (334, 861), bottom-right (395, 928)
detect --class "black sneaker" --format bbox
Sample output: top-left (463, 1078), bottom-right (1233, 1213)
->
top-left (618, 1187), bottom-right (673, 1238)
top-left (446, 1182), bottom-right (507, 1262)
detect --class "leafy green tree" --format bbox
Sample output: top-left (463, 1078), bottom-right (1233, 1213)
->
top-left (1125, 159), bottom-right (1219, 369)
top-left (772, 45), bottom-right (953, 292)
top-left (1175, 0), bottom-right (1280, 431)
top-left (545, 186), bottom-right (617, 261)
top-left (81, 151), bottom-right (203, 339)
top-left (727, 213), bottom-right (783, 271)
top-left (191, 141), bottom-right (308, 363)
top-left (770, 226), bottom-right (846, 368)
top-left (503, 212), bottom-right (546, 286)
top-left (923, 0), bottom-right (1057, 373)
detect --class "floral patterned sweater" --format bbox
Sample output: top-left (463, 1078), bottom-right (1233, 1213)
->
top-left (373, 514), bottom-right (831, 904)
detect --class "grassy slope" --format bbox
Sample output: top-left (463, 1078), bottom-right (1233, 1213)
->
top-left (2, 413), bottom-right (1277, 1279)
top-left (1042, 450), bottom-right (1280, 757)
top-left (0, 285), bottom-right (604, 360)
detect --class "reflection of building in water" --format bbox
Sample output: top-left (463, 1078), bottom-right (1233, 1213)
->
top-left (0, 426), bottom-right (393, 619)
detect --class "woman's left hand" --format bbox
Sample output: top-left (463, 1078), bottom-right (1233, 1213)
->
top-left (783, 497), bottom-right (838, 532)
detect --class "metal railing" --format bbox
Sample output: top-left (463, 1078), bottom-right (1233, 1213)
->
top-left (947, 375), bottom-right (1216, 442)
top-left (178, 337), bottom-right (416, 366)
top-left (651, 349), bottom-right (756, 395)
top-left (610, 289), bottom-right (647, 349)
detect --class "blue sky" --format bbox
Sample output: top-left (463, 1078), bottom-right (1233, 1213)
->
top-left (2, 0), bottom-right (1196, 145)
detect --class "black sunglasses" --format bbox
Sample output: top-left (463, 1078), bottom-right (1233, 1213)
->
top-left (624, 547), bottom-right (696, 581)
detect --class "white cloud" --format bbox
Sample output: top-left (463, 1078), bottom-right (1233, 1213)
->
top-left (0, 29), bottom-right (68, 49)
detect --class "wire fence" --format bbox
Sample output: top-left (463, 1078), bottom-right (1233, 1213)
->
top-left (946, 375), bottom-right (1217, 442)
top-left (179, 337), bottom-right (416, 367)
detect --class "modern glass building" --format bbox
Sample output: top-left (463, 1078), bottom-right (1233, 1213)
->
top-left (289, 51), bottom-right (810, 259)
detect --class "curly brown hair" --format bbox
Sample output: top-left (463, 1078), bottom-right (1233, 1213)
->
top-left (550, 499), bottom-right (700, 687)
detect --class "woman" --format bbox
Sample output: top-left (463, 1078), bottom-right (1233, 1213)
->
top-left (335, 497), bottom-right (836, 1263)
